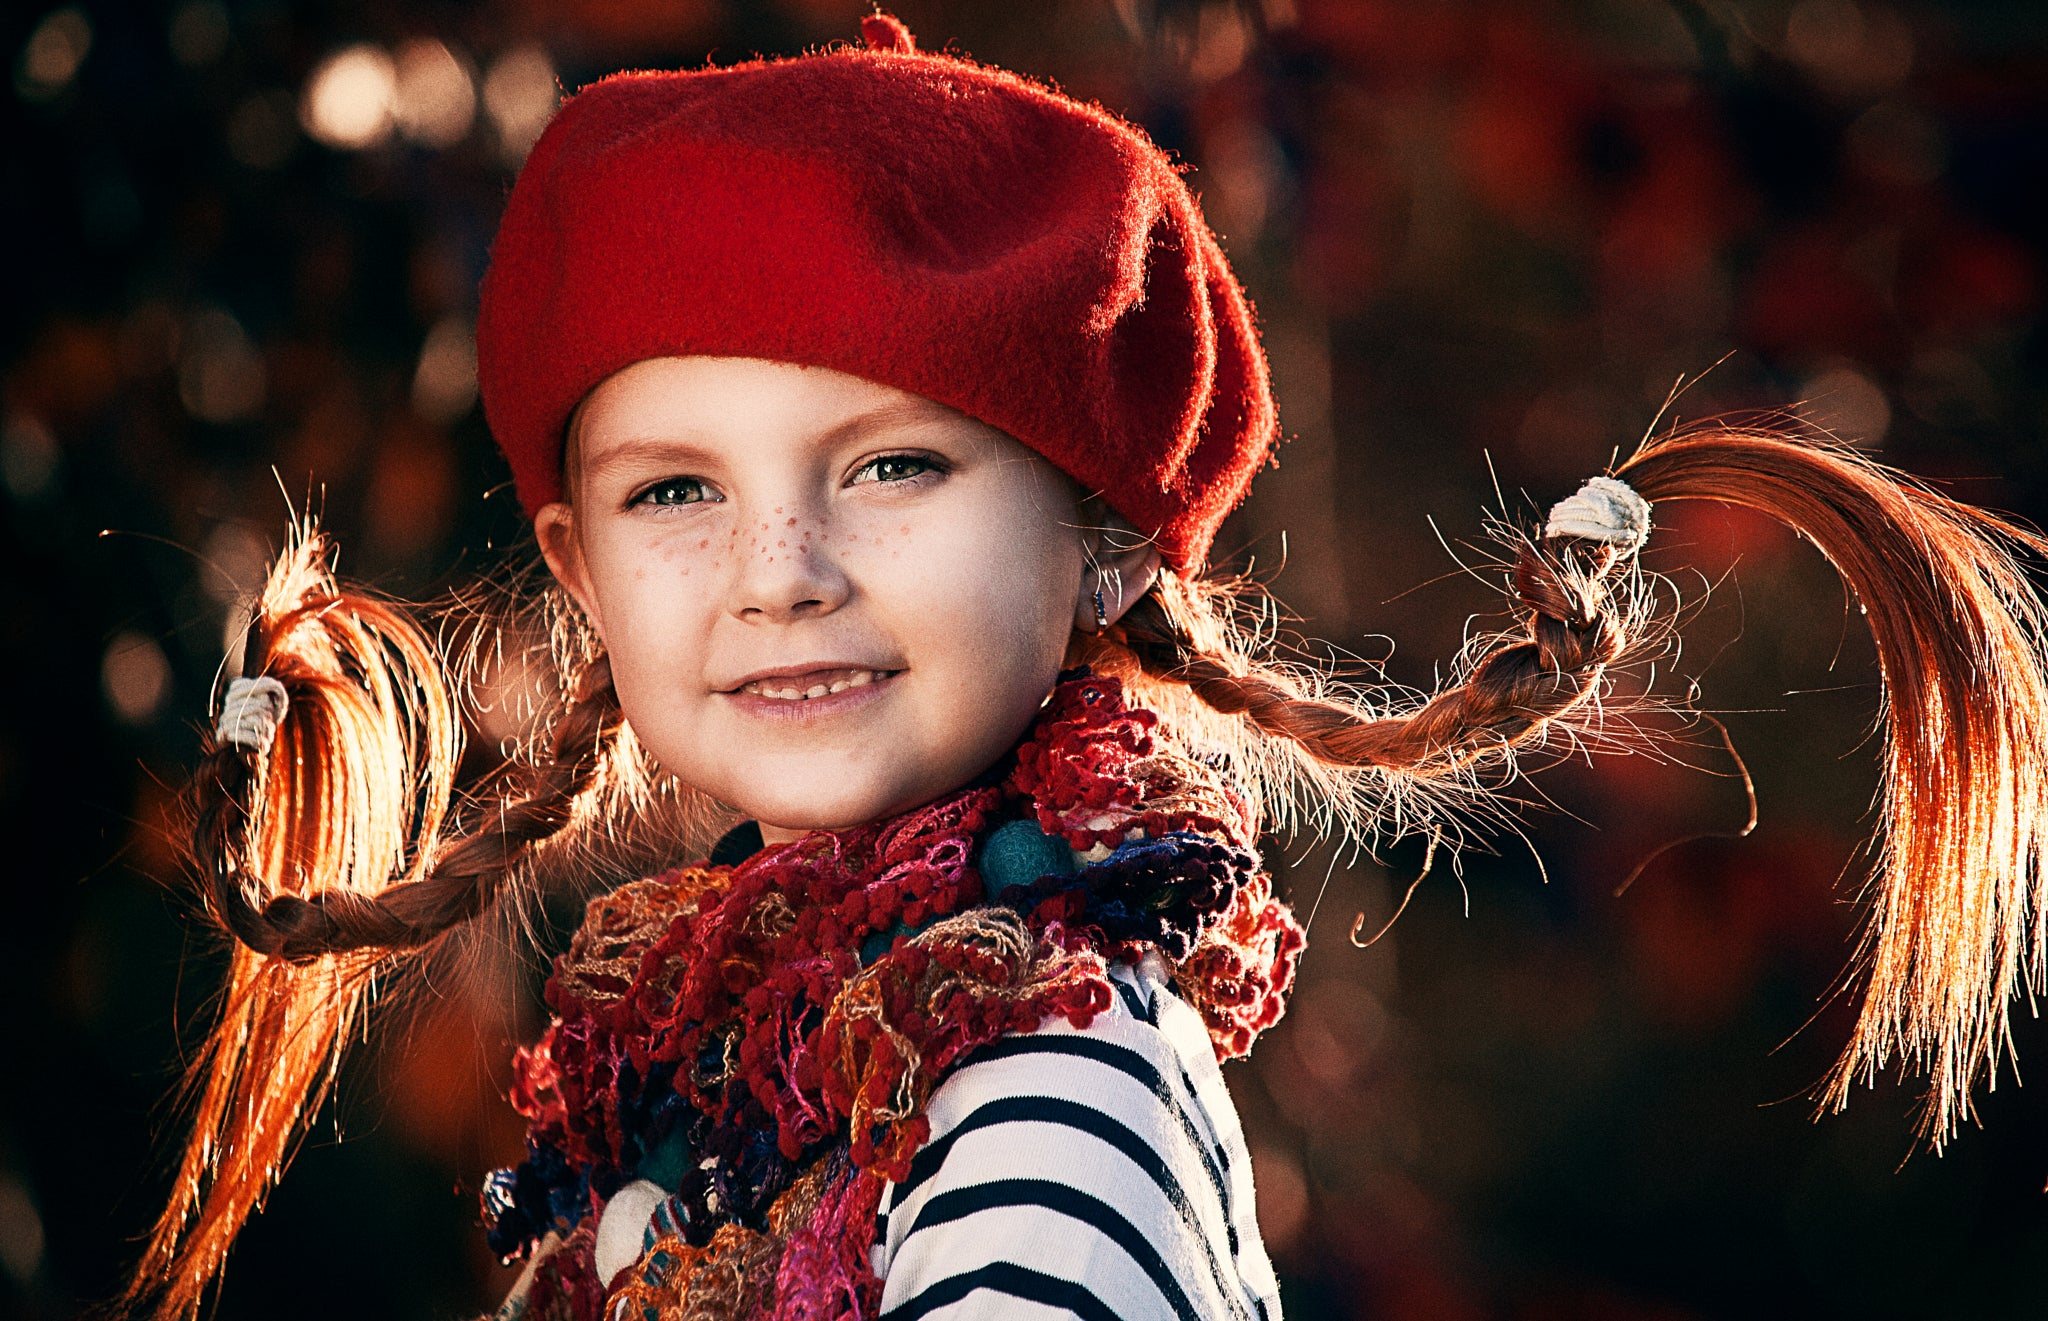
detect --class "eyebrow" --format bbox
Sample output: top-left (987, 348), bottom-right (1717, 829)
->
top-left (580, 397), bottom-right (952, 482)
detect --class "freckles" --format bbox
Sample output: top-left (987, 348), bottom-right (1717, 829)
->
top-left (656, 539), bottom-right (686, 564)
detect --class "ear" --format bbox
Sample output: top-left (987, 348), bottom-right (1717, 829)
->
top-left (1075, 510), bottom-right (1163, 633)
top-left (534, 501), bottom-right (606, 644)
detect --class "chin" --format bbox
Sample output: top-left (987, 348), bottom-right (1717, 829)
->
top-left (737, 782), bottom-right (897, 835)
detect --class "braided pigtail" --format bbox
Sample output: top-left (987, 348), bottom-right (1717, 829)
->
top-left (1614, 427), bottom-right (2048, 1147)
top-left (1118, 523), bottom-right (1647, 776)
top-left (1075, 479), bottom-right (1665, 858)
top-left (1088, 423), bottom-right (2048, 1149)
top-left (123, 515), bottom-right (627, 1321)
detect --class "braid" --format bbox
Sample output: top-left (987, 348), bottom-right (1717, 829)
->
top-left (1115, 537), bottom-right (1636, 777)
top-left (197, 650), bottom-right (622, 962)
top-left (1108, 421), bottom-right (2048, 1152)
top-left (131, 517), bottom-right (634, 1321)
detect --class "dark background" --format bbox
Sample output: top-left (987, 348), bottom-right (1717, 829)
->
top-left (7, 1), bottom-right (2048, 1317)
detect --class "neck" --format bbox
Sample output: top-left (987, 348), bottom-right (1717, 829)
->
top-left (745, 747), bottom-right (1034, 849)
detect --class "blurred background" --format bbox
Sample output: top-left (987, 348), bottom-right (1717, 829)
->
top-left (7, 0), bottom-right (2048, 1317)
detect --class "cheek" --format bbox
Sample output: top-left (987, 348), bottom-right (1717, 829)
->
top-left (582, 530), bottom-right (717, 659)
top-left (882, 498), bottom-right (1081, 660)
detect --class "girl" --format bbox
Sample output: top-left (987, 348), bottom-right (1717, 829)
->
top-left (128, 10), bottom-right (2048, 1320)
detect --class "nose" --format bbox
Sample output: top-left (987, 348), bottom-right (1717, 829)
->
top-left (727, 507), bottom-right (850, 623)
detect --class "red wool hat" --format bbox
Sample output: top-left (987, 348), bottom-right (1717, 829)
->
top-left (475, 10), bottom-right (1280, 571)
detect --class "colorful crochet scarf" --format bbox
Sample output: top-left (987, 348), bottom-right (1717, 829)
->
top-left (481, 668), bottom-right (1305, 1319)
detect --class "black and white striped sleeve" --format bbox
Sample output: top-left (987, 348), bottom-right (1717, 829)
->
top-left (872, 954), bottom-right (1284, 1320)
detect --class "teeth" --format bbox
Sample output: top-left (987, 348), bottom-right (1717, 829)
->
top-left (740, 669), bottom-right (893, 700)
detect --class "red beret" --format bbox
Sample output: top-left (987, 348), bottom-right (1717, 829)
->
top-left (475, 11), bottom-right (1280, 571)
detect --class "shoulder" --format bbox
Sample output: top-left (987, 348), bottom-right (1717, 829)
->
top-left (873, 954), bottom-right (1284, 1321)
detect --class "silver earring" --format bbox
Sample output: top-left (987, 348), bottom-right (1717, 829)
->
top-left (1093, 583), bottom-right (1109, 630)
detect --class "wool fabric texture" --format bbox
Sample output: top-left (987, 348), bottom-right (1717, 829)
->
top-left (474, 10), bottom-right (1281, 571)
top-left (480, 669), bottom-right (1305, 1318)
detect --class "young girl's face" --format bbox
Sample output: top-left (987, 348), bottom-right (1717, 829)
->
top-left (536, 356), bottom-right (1153, 843)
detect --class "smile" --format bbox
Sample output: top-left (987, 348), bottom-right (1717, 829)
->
top-left (737, 667), bottom-right (898, 700)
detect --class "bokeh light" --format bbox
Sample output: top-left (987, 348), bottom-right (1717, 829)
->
top-left (1, 412), bottom-right (60, 503)
top-left (175, 308), bottom-right (266, 425)
top-left (0, 1176), bottom-right (46, 1287)
top-left (483, 45), bottom-right (561, 165)
top-left (167, 1), bottom-right (230, 69)
top-left (15, 7), bottom-right (90, 102)
top-left (413, 315), bottom-right (479, 427)
top-left (300, 43), bottom-right (398, 151)
top-left (393, 38), bottom-right (477, 149)
top-left (227, 89), bottom-right (299, 170)
top-left (1799, 362), bottom-right (1893, 445)
top-left (100, 631), bottom-right (172, 725)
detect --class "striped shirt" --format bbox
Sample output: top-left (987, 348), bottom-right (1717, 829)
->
top-left (872, 952), bottom-right (1284, 1320)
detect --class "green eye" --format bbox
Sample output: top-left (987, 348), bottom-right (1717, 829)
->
top-left (634, 477), bottom-right (711, 507)
top-left (856, 453), bottom-right (942, 484)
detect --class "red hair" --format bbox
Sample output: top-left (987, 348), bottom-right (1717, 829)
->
top-left (128, 422), bottom-right (2048, 1315)
top-left (1085, 423), bottom-right (2048, 1150)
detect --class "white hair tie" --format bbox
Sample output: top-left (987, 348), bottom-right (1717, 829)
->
top-left (1544, 475), bottom-right (1652, 552)
top-left (216, 675), bottom-right (289, 753)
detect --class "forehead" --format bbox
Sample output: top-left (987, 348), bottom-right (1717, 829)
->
top-left (557, 356), bottom-right (1100, 525)
top-left (573, 356), bottom-right (957, 461)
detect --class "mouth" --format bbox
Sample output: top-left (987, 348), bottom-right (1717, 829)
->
top-left (722, 667), bottom-right (904, 705)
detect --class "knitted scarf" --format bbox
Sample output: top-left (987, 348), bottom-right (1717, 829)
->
top-left (481, 668), bottom-right (1305, 1320)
